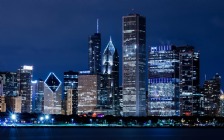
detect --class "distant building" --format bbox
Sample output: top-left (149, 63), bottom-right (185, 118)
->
top-left (66, 89), bottom-right (77, 115)
top-left (220, 92), bottom-right (224, 117)
top-left (177, 46), bottom-right (200, 116)
top-left (88, 32), bottom-right (101, 74)
top-left (0, 77), bottom-right (3, 96)
top-left (5, 96), bottom-right (22, 113)
top-left (77, 74), bottom-right (100, 115)
top-left (101, 37), bottom-right (120, 116)
top-left (44, 72), bottom-right (62, 114)
top-left (17, 65), bottom-right (33, 113)
top-left (63, 71), bottom-right (78, 115)
top-left (203, 73), bottom-right (221, 116)
top-left (0, 96), bottom-right (6, 112)
top-left (122, 13), bottom-right (147, 116)
top-left (148, 46), bottom-right (179, 116)
top-left (0, 72), bottom-right (17, 96)
top-left (118, 86), bottom-right (123, 116)
top-left (32, 80), bottom-right (44, 114)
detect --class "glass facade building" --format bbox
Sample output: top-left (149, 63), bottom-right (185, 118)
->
top-left (148, 46), bottom-right (179, 116)
top-left (17, 65), bottom-right (33, 113)
top-left (63, 71), bottom-right (78, 115)
top-left (44, 72), bottom-right (62, 114)
top-left (88, 33), bottom-right (101, 74)
top-left (122, 14), bottom-right (147, 116)
top-left (203, 73), bottom-right (221, 116)
top-left (0, 72), bottom-right (17, 96)
top-left (177, 46), bottom-right (200, 116)
top-left (101, 37), bottom-right (120, 116)
top-left (31, 80), bottom-right (44, 114)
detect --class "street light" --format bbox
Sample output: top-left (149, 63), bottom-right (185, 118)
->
top-left (45, 115), bottom-right (49, 120)
top-left (51, 118), bottom-right (54, 125)
top-left (40, 116), bottom-right (44, 123)
top-left (71, 119), bottom-right (74, 124)
top-left (11, 114), bottom-right (16, 121)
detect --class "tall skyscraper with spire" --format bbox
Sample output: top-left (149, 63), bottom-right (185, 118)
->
top-left (88, 19), bottom-right (101, 74)
top-left (122, 14), bottom-right (147, 116)
top-left (101, 37), bottom-right (120, 115)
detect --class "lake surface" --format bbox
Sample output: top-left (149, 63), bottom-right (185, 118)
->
top-left (0, 127), bottom-right (223, 140)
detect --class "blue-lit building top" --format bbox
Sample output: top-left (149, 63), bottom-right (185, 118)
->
top-left (148, 46), bottom-right (179, 116)
top-left (101, 37), bottom-right (120, 115)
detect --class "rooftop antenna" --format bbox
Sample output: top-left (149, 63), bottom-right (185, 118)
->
top-left (97, 18), bottom-right (99, 33)
top-left (110, 36), bottom-right (112, 42)
top-left (205, 74), bottom-right (207, 81)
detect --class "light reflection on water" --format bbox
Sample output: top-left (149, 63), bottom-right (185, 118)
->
top-left (0, 127), bottom-right (222, 140)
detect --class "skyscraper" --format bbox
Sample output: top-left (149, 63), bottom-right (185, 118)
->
top-left (203, 73), bottom-right (221, 116)
top-left (31, 80), bottom-right (44, 114)
top-left (177, 46), bottom-right (200, 116)
top-left (0, 72), bottom-right (17, 96)
top-left (88, 21), bottom-right (101, 74)
top-left (17, 65), bottom-right (33, 113)
top-left (122, 14), bottom-right (147, 116)
top-left (148, 46), bottom-right (179, 116)
top-left (44, 72), bottom-right (62, 114)
top-left (101, 37), bottom-right (120, 115)
top-left (77, 73), bottom-right (100, 115)
top-left (0, 96), bottom-right (6, 112)
top-left (63, 71), bottom-right (78, 115)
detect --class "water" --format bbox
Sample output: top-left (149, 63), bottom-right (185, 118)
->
top-left (0, 127), bottom-right (222, 140)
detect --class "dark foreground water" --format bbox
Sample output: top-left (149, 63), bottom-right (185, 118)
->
top-left (0, 127), bottom-right (223, 140)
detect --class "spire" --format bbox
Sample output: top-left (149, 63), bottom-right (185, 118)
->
top-left (103, 36), bottom-right (115, 55)
top-left (97, 18), bottom-right (99, 33)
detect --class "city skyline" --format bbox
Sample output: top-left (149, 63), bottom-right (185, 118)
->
top-left (0, 0), bottom-right (224, 88)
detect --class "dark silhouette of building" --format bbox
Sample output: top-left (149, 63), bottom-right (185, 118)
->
top-left (203, 73), bottom-right (221, 116)
top-left (177, 46), bottom-right (201, 116)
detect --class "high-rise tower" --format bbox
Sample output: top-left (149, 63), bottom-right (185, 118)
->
top-left (31, 79), bottom-right (44, 114)
top-left (88, 20), bottom-right (101, 74)
top-left (203, 73), bottom-right (221, 116)
top-left (148, 46), bottom-right (179, 116)
top-left (177, 46), bottom-right (200, 116)
top-left (17, 65), bottom-right (33, 113)
top-left (44, 72), bottom-right (62, 114)
top-left (63, 71), bottom-right (78, 115)
top-left (101, 37), bottom-right (120, 115)
top-left (122, 14), bottom-right (147, 116)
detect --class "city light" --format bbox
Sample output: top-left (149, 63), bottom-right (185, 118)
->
top-left (11, 114), bottom-right (16, 120)
top-left (40, 117), bottom-right (44, 121)
top-left (45, 115), bottom-right (49, 120)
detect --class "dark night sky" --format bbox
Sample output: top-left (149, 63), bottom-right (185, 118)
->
top-left (0, 0), bottom-right (224, 88)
